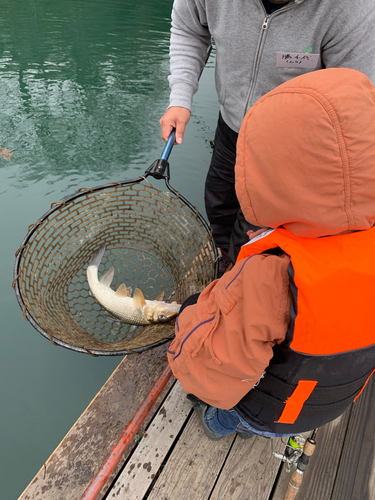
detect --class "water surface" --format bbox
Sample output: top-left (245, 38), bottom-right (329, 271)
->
top-left (0, 1), bottom-right (218, 497)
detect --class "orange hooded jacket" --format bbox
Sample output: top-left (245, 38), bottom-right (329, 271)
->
top-left (167, 68), bottom-right (375, 432)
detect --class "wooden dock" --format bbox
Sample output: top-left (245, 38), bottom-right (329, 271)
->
top-left (19, 351), bottom-right (375, 500)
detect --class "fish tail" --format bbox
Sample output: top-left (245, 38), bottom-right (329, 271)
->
top-left (89, 244), bottom-right (106, 267)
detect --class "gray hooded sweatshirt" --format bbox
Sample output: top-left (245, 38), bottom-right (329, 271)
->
top-left (168, 0), bottom-right (375, 132)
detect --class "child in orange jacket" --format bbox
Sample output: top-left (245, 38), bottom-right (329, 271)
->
top-left (167, 68), bottom-right (375, 439)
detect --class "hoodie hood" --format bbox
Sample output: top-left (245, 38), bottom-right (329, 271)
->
top-left (235, 68), bottom-right (375, 238)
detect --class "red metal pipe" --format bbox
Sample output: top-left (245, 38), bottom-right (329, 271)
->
top-left (80, 363), bottom-right (173, 500)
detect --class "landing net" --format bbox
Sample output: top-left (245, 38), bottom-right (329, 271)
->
top-left (14, 178), bottom-right (218, 355)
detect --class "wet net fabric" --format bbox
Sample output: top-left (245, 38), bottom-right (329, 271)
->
top-left (16, 181), bottom-right (216, 355)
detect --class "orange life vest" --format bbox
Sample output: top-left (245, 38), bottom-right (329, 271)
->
top-left (234, 227), bottom-right (375, 433)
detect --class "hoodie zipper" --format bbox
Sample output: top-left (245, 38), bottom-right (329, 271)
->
top-left (244, 0), bottom-right (298, 115)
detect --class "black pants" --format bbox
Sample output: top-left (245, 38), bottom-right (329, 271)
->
top-left (205, 113), bottom-right (260, 263)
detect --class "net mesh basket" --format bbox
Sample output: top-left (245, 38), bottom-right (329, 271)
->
top-left (14, 178), bottom-right (218, 355)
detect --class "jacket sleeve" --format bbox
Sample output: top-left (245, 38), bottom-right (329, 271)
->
top-left (167, 253), bottom-right (291, 409)
top-left (321, 0), bottom-right (375, 84)
top-left (168, 0), bottom-right (212, 110)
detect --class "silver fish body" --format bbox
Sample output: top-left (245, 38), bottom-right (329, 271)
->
top-left (87, 245), bottom-right (181, 325)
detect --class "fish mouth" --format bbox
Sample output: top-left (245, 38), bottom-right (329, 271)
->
top-left (143, 304), bottom-right (181, 323)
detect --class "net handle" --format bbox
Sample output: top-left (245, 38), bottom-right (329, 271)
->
top-left (160, 129), bottom-right (176, 162)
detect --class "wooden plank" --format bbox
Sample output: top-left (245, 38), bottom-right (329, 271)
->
top-left (209, 435), bottom-right (285, 500)
top-left (271, 409), bottom-right (351, 500)
top-left (146, 413), bottom-right (235, 500)
top-left (18, 346), bottom-right (174, 500)
top-left (111, 381), bottom-right (191, 499)
top-left (331, 376), bottom-right (375, 500)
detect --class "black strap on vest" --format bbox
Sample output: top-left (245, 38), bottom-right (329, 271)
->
top-left (250, 370), bottom-right (371, 419)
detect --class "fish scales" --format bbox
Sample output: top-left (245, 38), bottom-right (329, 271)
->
top-left (87, 270), bottom-right (151, 324)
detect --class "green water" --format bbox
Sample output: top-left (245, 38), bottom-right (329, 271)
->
top-left (0, 1), bottom-right (218, 497)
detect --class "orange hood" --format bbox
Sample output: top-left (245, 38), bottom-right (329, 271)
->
top-left (235, 68), bottom-right (375, 238)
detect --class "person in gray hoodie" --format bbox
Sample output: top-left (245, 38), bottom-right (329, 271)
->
top-left (159, 0), bottom-right (375, 270)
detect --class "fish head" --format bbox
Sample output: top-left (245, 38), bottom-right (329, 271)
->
top-left (143, 303), bottom-right (180, 323)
